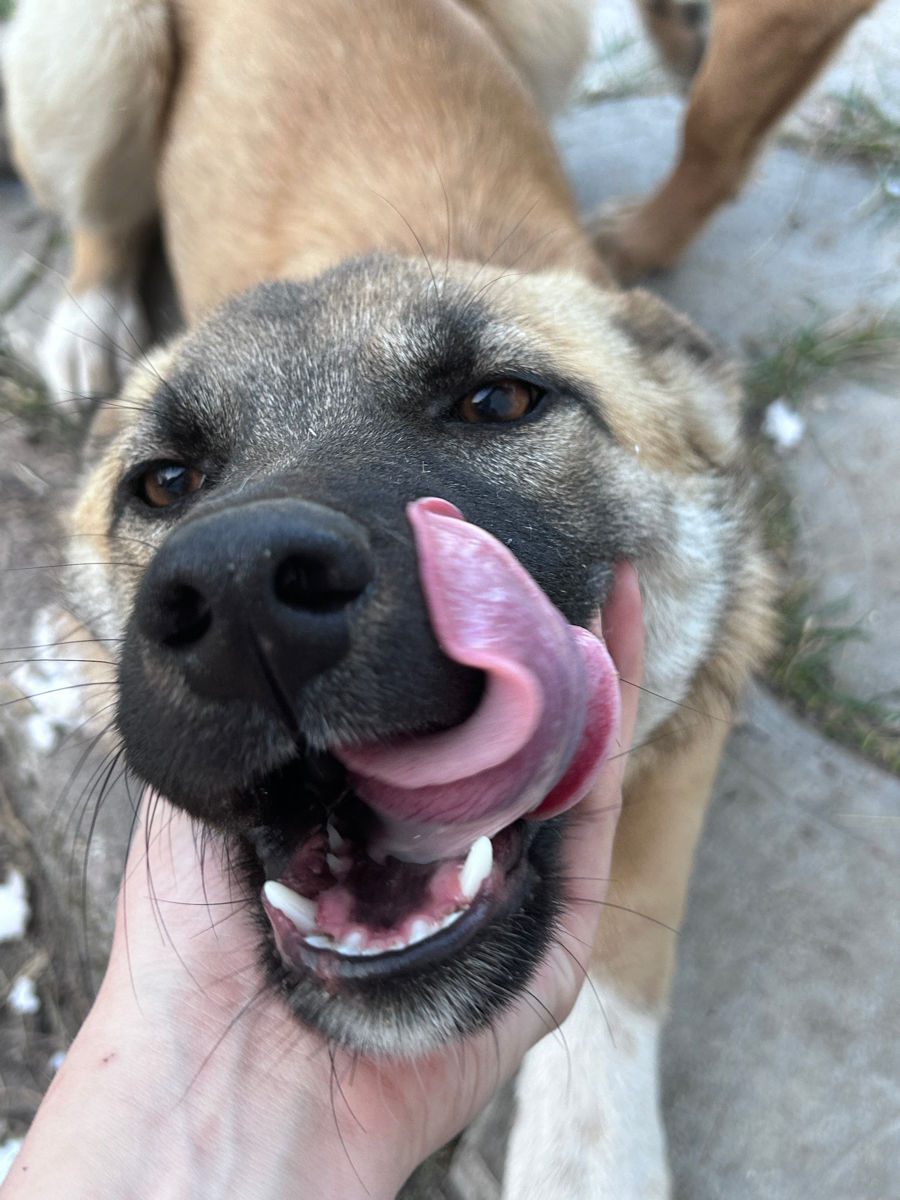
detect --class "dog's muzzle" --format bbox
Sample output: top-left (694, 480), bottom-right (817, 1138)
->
top-left (122, 493), bottom-right (622, 1015)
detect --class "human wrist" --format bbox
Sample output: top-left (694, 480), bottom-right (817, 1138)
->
top-left (3, 952), bottom-right (409, 1200)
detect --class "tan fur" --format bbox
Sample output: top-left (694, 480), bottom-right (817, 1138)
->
top-left (158, 0), bottom-right (608, 319)
top-left (1, 0), bottom-right (837, 1192)
top-left (600, 717), bottom-right (734, 1010)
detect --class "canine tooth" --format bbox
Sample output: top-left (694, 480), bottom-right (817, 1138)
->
top-left (460, 836), bottom-right (493, 900)
top-left (408, 918), bottom-right (433, 946)
top-left (326, 823), bottom-right (347, 852)
top-left (304, 934), bottom-right (335, 950)
top-left (262, 881), bottom-right (318, 934)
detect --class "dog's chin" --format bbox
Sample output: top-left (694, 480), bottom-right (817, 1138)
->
top-left (219, 747), bottom-right (566, 1057)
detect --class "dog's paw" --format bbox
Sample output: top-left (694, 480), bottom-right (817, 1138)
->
top-left (588, 200), bottom-right (673, 283)
top-left (39, 285), bottom-right (150, 412)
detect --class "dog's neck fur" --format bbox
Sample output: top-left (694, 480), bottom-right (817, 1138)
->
top-left (160, 0), bottom-right (606, 321)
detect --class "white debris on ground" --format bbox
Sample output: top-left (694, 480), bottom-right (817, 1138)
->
top-left (48, 1051), bottom-right (65, 1073)
top-left (0, 1140), bottom-right (23, 1185)
top-left (7, 976), bottom-right (40, 1016)
top-left (762, 399), bottom-right (806, 450)
top-left (0, 870), bottom-right (29, 942)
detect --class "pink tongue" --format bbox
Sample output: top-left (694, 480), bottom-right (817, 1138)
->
top-left (334, 498), bottom-right (620, 862)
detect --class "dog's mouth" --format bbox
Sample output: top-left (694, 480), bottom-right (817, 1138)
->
top-left (247, 498), bottom-right (621, 987)
top-left (253, 769), bottom-right (533, 979)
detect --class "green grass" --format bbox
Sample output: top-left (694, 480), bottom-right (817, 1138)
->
top-left (811, 90), bottom-right (900, 170)
top-left (743, 310), bottom-right (900, 775)
top-left (743, 307), bottom-right (900, 420)
top-left (0, 0), bottom-right (13, 22)
top-left (785, 89), bottom-right (900, 221)
top-left (768, 588), bottom-right (900, 774)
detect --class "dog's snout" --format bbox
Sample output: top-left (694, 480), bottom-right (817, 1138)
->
top-left (135, 498), bottom-right (373, 706)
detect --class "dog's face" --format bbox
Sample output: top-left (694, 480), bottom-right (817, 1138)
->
top-left (70, 255), bottom-right (759, 1054)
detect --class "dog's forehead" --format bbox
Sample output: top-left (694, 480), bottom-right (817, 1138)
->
top-left (158, 256), bottom-right (555, 452)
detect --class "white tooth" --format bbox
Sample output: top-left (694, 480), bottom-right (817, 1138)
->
top-left (326, 853), bottom-right (348, 877)
top-left (263, 881), bottom-right (318, 934)
top-left (460, 836), bottom-right (493, 900)
top-left (304, 934), bottom-right (334, 950)
top-left (334, 931), bottom-right (364, 956)
top-left (408, 918), bottom-right (433, 946)
top-left (440, 910), bottom-right (463, 931)
top-left (326, 823), bottom-right (347, 852)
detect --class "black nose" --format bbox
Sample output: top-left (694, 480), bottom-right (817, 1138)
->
top-left (134, 498), bottom-right (373, 710)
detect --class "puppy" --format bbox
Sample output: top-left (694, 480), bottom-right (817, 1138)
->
top-left (3, 1), bottom-right (789, 1194)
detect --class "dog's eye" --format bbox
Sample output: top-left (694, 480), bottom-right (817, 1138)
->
top-left (457, 378), bottom-right (545, 424)
top-left (134, 462), bottom-right (206, 508)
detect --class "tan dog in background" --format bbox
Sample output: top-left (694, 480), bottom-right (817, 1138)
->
top-left (3, 0), bottom-right (874, 403)
top-left (2, 0), bottom-right (867, 1194)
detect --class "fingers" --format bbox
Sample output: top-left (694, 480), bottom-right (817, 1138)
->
top-left (601, 560), bottom-right (644, 768)
top-left (546, 563), bottom-right (644, 1011)
top-left (580, 560), bottom-right (644, 812)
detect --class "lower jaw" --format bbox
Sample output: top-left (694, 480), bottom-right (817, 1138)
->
top-left (244, 818), bottom-right (566, 1056)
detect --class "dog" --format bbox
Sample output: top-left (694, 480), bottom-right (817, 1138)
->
top-left (4, 0), bottom-right (868, 1193)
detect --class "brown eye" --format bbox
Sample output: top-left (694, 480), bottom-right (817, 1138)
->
top-left (136, 462), bottom-right (206, 508)
top-left (457, 378), bottom-right (545, 424)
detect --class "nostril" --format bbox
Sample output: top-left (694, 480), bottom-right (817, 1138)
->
top-left (157, 583), bottom-right (213, 648)
top-left (273, 554), bottom-right (365, 614)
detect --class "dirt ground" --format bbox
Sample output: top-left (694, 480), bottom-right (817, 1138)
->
top-left (0, 357), bottom-right (91, 1142)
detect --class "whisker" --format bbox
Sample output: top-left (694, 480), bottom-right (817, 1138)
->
top-left (3, 561), bottom-right (141, 572)
top-left (177, 984), bottom-right (274, 1104)
top-left (619, 676), bottom-right (731, 722)
top-left (370, 190), bottom-right (439, 296)
top-left (552, 937), bottom-right (614, 1045)
top-left (326, 1046), bottom-right (368, 1189)
top-left (466, 200), bottom-right (540, 290)
top-left (0, 656), bottom-right (119, 668)
top-left (0, 637), bottom-right (124, 652)
top-left (607, 718), bottom-right (708, 762)
top-left (1, 681), bottom-right (115, 708)
top-left (564, 898), bottom-right (678, 935)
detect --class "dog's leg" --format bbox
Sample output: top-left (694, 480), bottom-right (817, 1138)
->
top-left (464, 0), bottom-right (592, 116)
top-left (504, 718), bottom-right (731, 1199)
top-left (594, 0), bottom-right (876, 280)
top-left (3, 0), bottom-right (172, 406)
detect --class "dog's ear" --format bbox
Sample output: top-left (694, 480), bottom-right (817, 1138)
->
top-left (83, 339), bottom-right (184, 462)
top-left (610, 287), bottom-right (744, 467)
